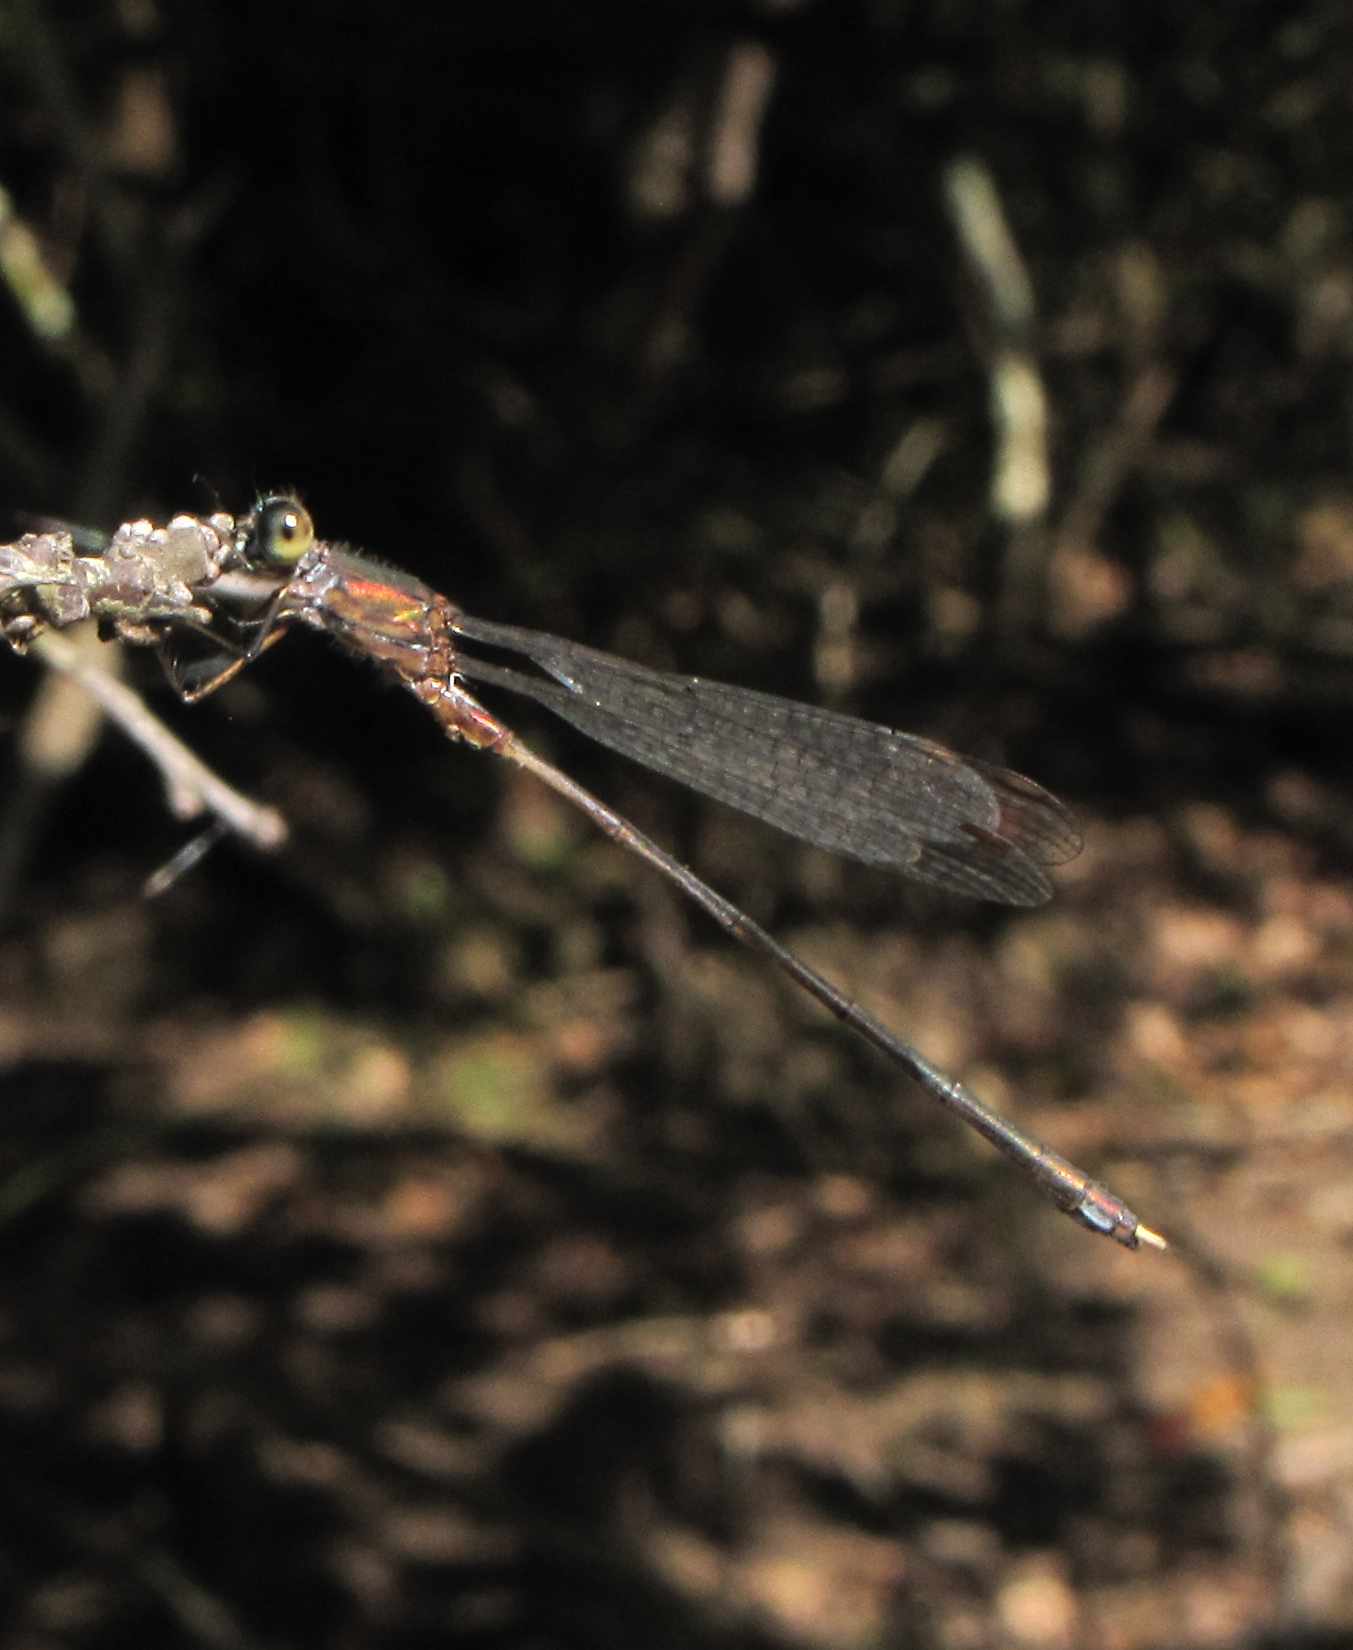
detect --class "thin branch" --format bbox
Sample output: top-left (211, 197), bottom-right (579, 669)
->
top-left (31, 630), bottom-right (287, 854)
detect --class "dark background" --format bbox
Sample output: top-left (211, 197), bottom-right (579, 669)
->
top-left (0, 2), bottom-right (1350, 1646)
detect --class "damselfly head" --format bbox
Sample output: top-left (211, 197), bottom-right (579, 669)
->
top-left (237, 494), bottom-right (315, 569)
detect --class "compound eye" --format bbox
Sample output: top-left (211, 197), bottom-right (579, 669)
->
top-left (251, 497), bottom-right (315, 566)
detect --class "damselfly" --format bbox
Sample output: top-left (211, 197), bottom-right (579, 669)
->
top-left (1, 495), bottom-right (1164, 1249)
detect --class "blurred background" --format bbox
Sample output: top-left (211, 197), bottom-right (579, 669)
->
top-left (1, 2), bottom-right (1350, 1645)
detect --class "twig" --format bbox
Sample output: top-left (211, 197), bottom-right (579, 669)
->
top-left (944, 154), bottom-right (1049, 528)
top-left (31, 629), bottom-right (287, 854)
